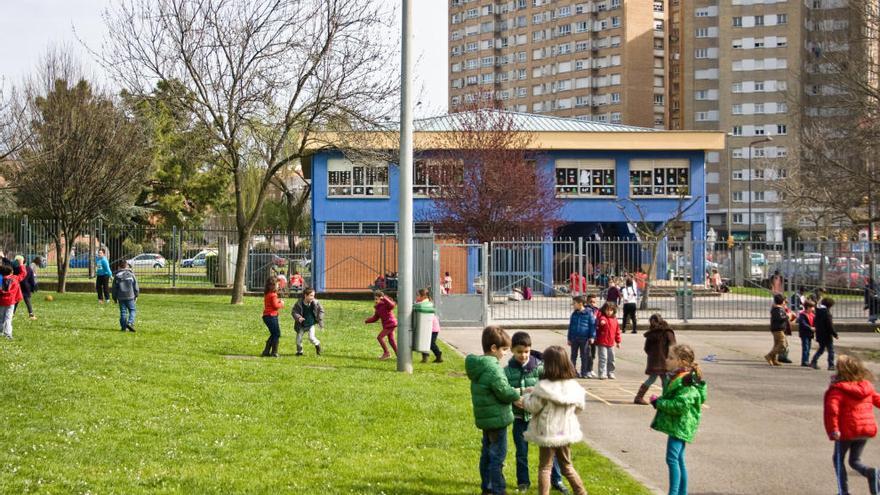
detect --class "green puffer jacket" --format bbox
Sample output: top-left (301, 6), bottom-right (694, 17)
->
top-left (466, 354), bottom-right (521, 430)
top-left (504, 355), bottom-right (543, 422)
top-left (650, 371), bottom-right (707, 443)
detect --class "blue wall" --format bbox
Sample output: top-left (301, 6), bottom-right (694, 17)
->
top-left (311, 149), bottom-right (707, 291)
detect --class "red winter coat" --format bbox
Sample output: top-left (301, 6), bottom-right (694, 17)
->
top-left (595, 313), bottom-right (621, 347)
top-left (366, 296), bottom-right (398, 330)
top-left (0, 269), bottom-right (26, 306)
top-left (824, 380), bottom-right (880, 441)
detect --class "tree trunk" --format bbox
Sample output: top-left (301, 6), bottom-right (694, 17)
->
top-left (230, 228), bottom-right (251, 304)
top-left (54, 228), bottom-right (71, 294)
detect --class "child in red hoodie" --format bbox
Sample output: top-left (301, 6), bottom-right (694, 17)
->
top-left (261, 278), bottom-right (284, 357)
top-left (0, 265), bottom-right (25, 340)
top-left (824, 354), bottom-right (880, 495)
top-left (596, 302), bottom-right (622, 380)
top-left (365, 290), bottom-right (398, 360)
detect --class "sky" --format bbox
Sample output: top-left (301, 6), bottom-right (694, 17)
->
top-left (0, 0), bottom-right (449, 117)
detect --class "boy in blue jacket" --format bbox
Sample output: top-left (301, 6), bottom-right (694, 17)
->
top-left (568, 295), bottom-right (596, 378)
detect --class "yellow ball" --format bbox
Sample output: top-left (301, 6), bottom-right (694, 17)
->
top-left (44, 295), bottom-right (54, 302)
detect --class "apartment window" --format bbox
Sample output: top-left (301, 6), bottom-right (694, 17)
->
top-left (555, 159), bottom-right (616, 197)
top-left (754, 40), bottom-right (764, 48)
top-left (732, 82), bottom-right (742, 93)
top-left (466, 8), bottom-right (478, 19)
top-left (558, 5), bottom-right (572, 17)
top-left (776, 124), bottom-right (787, 135)
top-left (611, 112), bottom-right (621, 123)
top-left (518, 51), bottom-right (527, 62)
top-left (754, 103), bottom-right (764, 114)
top-left (754, 213), bottom-right (766, 224)
top-left (518, 68), bottom-right (527, 80)
top-left (575, 40), bottom-right (589, 52)
top-left (630, 160), bottom-right (690, 197)
top-left (733, 17), bottom-right (742, 27)
top-left (654, 76), bottom-right (664, 87)
top-left (754, 191), bottom-right (765, 202)
top-left (754, 81), bottom-right (765, 91)
top-left (733, 170), bottom-right (744, 180)
top-left (732, 104), bottom-right (742, 115)
top-left (328, 159), bottom-right (389, 197)
top-left (611, 92), bottom-right (621, 103)
top-left (777, 14), bottom-right (787, 24)
top-left (558, 43), bottom-right (572, 54)
top-left (754, 127), bottom-right (765, 136)
top-left (777, 102), bottom-right (788, 113)
top-left (695, 48), bottom-right (709, 59)
top-left (558, 24), bottom-right (572, 36)
top-left (654, 94), bottom-right (664, 105)
top-left (732, 39), bottom-right (743, 49)
top-left (575, 21), bottom-right (589, 33)
top-left (517, 87), bottom-right (527, 97)
top-left (732, 125), bottom-right (743, 136)
top-left (611, 17), bottom-right (621, 28)
top-left (733, 191), bottom-right (744, 202)
top-left (754, 15), bottom-right (764, 26)
top-left (517, 0), bottom-right (527, 8)
top-left (611, 0), bottom-right (621, 7)
top-left (778, 168), bottom-right (788, 179)
top-left (733, 213), bottom-right (744, 224)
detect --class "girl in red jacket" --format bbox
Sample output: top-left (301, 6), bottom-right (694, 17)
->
top-left (824, 354), bottom-right (880, 495)
top-left (0, 265), bottom-right (24, 340)
top-left (366, 290), bottom-right (398, 360)
top-left (261, 278), bottom-right (284, 357)
top-left (596, 302), bottom-right (622, 380)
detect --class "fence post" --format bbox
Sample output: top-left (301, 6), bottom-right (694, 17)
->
top-left (786, 236), bottom-right (792, 294)
top-left (482, 242), bottom-right (490, 326)
top-left (577, 236), bottom-right (584, 286)
top-left (171, 225), bottom-right (178, 288)
top-left (88, 219), bottom-right (97, 279)
top-left (683, 237), bottom-right (692, 323)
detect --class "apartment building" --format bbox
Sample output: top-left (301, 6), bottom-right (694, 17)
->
top-left (448, 0), bottom-right (673, 129)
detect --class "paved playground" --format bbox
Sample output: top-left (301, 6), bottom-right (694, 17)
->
top-left (441, 328), bottom-right (880, 495)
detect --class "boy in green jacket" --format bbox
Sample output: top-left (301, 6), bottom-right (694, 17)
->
top-left (466, 326), bottom-right (521, 495)
top-left (505, 331), bottom-right (568, 493)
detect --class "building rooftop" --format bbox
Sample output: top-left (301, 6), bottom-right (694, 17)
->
top-left (413, 110), bottom-right (659, 133)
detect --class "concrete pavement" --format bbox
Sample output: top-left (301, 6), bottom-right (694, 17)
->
top-left (441, 328), bottom-right (880, 495)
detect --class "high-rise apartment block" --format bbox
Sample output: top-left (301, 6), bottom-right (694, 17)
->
top-left (448, 0), bottom-right (673, 129)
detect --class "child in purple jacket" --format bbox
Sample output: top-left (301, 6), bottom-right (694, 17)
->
top-left (366, 290), bottom-right (398, 360)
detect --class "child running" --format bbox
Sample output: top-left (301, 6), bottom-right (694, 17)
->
top-left (595, 302), bottom-right (621, 380)
top-left (650, 344), bottom-right (707, 495)
top-left (365, 290), bottom-right (398, 360)
top-left (261, 278), bottom-right (283, 357)
top-left (466, 326), bottom-right (521, 495)
top-left (505, 332), bottom-right (568, 494)
top-left (292, 287), bottom-right (324, 356)
top-left (812, 297), bottom-right (839, 370)
top-left (824, 354), bottom-right (880, 495)
top-left (523, 345), bottom-right (588, 495)
top-left (416, 289), bottom-right (442, 364)
top-left (635, 314), bottom-right (677, 405)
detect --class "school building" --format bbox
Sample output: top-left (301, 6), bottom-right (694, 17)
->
top-left (306, 111), bottom-right (725, 293)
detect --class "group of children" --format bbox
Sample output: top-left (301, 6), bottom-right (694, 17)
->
top-left (467, 324), bottom-right (706, 495)
top-left (566, 295), bottom-right (621, 380)
top-left (261, 280), bottom-right (324, 357)
top-left (0, 253), bottom-right (43, 339)
top-left (766, 288), bottom-right (839, 370)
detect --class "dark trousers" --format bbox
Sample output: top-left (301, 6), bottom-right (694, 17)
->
top-left (96, 275), bottom-right (110, 302)
top-left (622, 302), bottom-right (637, 332)
top-left (513, 418), bottom-right (561, 488)
top-left (812, 340), bottom-right (835, 368)
top-left (834, 439), bottom-right (879, 495)
top-left (800, 336), bottom-right (812, 366)
top-left (570, 339), bottom-right (591, 377)
top-left (262, 315), bottom-right (281, 341)
top-left (429, 332), bottom-right (441, 358)
top-left (14, 291), bottom-right (33, 316)
top-left (479, 427), bottom-right (507, 495)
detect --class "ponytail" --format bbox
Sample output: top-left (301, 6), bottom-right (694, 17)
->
top-left (670, 344), bottom-right (703, 382)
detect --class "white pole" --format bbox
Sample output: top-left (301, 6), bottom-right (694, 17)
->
top-left (397, 0), bottom-right (414, 373)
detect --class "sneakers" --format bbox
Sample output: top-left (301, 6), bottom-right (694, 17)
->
top-left (585, 371), bottom-right (595, 379)
top-left (421, 354), bottom-right (430, 364)
top-left (126, 324), bottom-right (136, 333)
top-left (517, 484), bottom-right (529, 493)
top-left (551, 481), bottom-right (570, 494)
top-left (828, 365), bottom-right (836, 371)
top-left (316, 344), bottom-right (322, 356)
top-left (811, 362), bottom-right (820, 370)
top-left (608, 372), bottom-right (616, 380)
top-left (433, 355), bottom-right (444, 363)
top-left (295, 351), bottom-right (303, 356)
top-left (28, 315), bottom-right (36, 320)
top-left (598, 374), bottom-right (607, 380)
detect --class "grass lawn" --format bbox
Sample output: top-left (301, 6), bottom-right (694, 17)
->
top-left (0, 294), bottom-right (651, 495)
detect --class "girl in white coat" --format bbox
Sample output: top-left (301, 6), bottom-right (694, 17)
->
top-left (524, 345), bottom-right (588, 495)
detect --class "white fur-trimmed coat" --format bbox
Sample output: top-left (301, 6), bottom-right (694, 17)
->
top-left (523, 379), bottom-right (586, 447)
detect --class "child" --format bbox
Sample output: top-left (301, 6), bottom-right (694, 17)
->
top-left (765, 294), bottom-right (789, 366)
top-left (261, 278), bottom-right (284, 357)
top-left (523, 345), bottom-right (588, 495)
top-left (811, 297), bottom-right (839, 370)
top-left (13, 255), bottom-right (36, 320)
top-left (292, 287), bottom-right (324, 356)
top-left (797, 300), bottom-right (817, 367)
top-left (823, 354), bottom-right (880, 495)
top-left (504, 332), bottom-right (567, 493)
top-left (595, 302), bottom-right (621, 380)
top-left (465, 326), bottom-right (521, 495)
top-left (443, 272), bottom-right (452, 294)
top-left (790, 286), bottom-right (806, 312)
top-left (111, 261), bottom-right (140, 332)
top-left (0, 265), bottom-right (24, 340)
top-left (96, 248), bottom-right (112, 305)
top-left (567, 295), bottom-right (596, 379)
top-left (650, 344), bottom-right (707, 495)
top-left (290, 271), bottom-right (304, 291)
top-left (583, 294), bottom-right (600, 378)
top-left (416, 289), bottom-right (442, 364)
top-left (635, 314), bottom-right (677, 405)
top-left (621, 278), bottom-right (639, 334)
top-left (365, 290), bottom-right (398, 360)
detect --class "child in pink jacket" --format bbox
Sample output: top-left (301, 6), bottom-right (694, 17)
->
top-left (366, 290), bottom-right (398, 360)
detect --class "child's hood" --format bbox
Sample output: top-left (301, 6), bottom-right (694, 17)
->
top-left (465, 354), bottom-right (500, 381)
top-left (531, 379), bottom-right (586, 407)
top-left (830, 379), bottom-right (877, 399)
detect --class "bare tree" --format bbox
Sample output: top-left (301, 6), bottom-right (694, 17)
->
top-left (4, 50), bottom-right (152, 292)
top-left (418, 103), bottom-right (564, 242)
top-left (101, 0), bottom-right (397, 303)
top-left (270, 169), bottom-right (311, 250)
top-left (616, 194), bottom-right (701, 310)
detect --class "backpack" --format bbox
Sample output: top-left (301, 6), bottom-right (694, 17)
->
top-left (117, 276), bottom-right (133, 295)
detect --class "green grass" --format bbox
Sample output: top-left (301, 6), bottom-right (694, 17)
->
top-left (0, 294), bottom-right (651, 495)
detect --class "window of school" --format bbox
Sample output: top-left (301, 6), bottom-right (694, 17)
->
top-left (555, 159), bottom-right (616, 197)
top-left (327, 159), bottom-right (389, 197)
top-left (629, 159), bottom-right (690, 197)
top-left (325, 222), bottom-right (397, 235)
top-left (413, 159), bottom-right (463, 197)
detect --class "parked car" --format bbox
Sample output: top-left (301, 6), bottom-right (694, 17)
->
top-left (127, 253), bottom-right (166, 269)
top-left (181, 249), bottom-right (217, 268)
top-left (69, 255), bottom-right (90, 269)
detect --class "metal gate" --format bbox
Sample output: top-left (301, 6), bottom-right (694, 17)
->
top-left (434, 242), bottom-right (488, 327)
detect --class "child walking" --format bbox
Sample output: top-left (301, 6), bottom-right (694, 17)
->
top-left (261, 278), bottom-right (284, 357)
top-left (797, 299), bottom-right (817, 367)
top-left (505, 332), bottom-right (568, 494)
top-left (466, 326), bottom-right (522, 495)
top-left (567, 295), bottom-right (596, 379)
top-left (812, 297), bottom-right (839, 370)
top-left (523, 345), bottom-right (588, 495)
top-left (595, 302), bottom-right (621, 380)
top-left (292, 288), bottom-right (324, 356)
top-left (111, 261), bottom-right (140, 332)
top-left (635, 314), bottom-right (677, 405)
top-left (650, 344), bottom-right (707, 495)
top-left (365, 290), bottom-right (398, 360)
top-left (824, 354), bottom-right (880, 495)
top-left (0, 265), bottom-right (24, 340)
top-left (416, 289), bottom-right (442, 364)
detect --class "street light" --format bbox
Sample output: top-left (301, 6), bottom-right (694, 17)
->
top-left (748, 136), bottom-right (773, 242)
top-left (397, 0), bottom-right (414, 373)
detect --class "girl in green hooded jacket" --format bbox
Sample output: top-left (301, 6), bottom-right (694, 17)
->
top-left (649, 344), bottom-right (707, 495)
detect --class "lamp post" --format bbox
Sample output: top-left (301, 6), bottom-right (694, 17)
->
top-left (397, 0), bottom-right (414, 373)
top-left (726, 132), bottom-right (734, 247)
top-left (748, 136), bottom-right (773, 242)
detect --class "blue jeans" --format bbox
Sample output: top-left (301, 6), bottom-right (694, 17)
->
top-left (800, 336), bottom-right (812, 365)
top-left (118, 299), bottom-right (136, 330)
top-left (812, 341), bottom-right (835, 368)
top-left (262, 315), bottom-right (281, 340)
top-left (570, 339), bottom-right (591, 376)
top-left (512, 418), bottom-right (562, 487)
top-left (666, 436), bottom-right (687, 495)
top-left (480, 427), bottom-right (507, 494)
